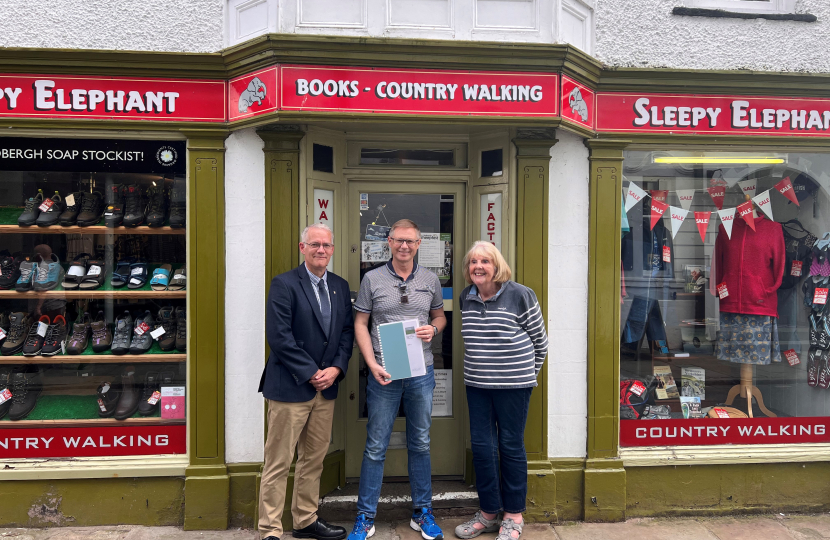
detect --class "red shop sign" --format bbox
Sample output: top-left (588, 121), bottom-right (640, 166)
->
top-left (0, 74), bottom-right (226, 122)
top-left (228, 66), bottom-right (279, 121)
top-left (279, 65), bottom-right (559, 117)
top-left (0, 425), bottom-right (186, 458)
top-left (560, 75), bottom-right (594, 129)
top-left (621, 417), bottom-right (830, 447)
top-left (597, 92), bottom-right (830, 137)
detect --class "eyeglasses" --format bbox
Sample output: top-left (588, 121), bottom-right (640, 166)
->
top-left (305, 242), bottom-right (334, 250)
top-left (390, 237), bottom-right (419, 247)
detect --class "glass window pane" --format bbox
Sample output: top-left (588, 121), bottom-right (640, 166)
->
top-left (360, 148), bottom-right (454, 166)
top-left (481, 148), bottom-right (503, 177)
top-left (313, 143), bottom-right (334, 173)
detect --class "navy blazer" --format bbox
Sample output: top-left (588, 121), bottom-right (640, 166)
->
top-left (258, 264), bottom-right (355, 402)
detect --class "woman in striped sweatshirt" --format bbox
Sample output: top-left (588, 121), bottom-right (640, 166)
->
top-left (454, 241), bottom-right (549, 540)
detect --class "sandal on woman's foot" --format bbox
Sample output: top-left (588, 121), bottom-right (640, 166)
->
top-left (496, 518), bottom-right (523, 540)
top-left (455, 511), bottom-right (499, 539)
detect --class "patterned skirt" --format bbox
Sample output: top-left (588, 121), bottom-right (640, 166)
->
top-left (717, 313), bottom-right (782, 365)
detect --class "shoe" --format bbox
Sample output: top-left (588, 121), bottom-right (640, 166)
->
top-left (455, 511), bottom-right (500, 539)
top-left (90, 311), bottom-right (112, 353)
top-left (114, 367), bottom-right (139, 420)
top-left (0, 367), bottom-right (12, 419)
top-left (104, 184), bottom-right (126, 227)
top-left (147, 186), bottom-right (167, 227)
top-left (347, 515), bottom-right (375, 540)
top-left (8, 367), bottom-right (42, 420)
top-left (137, 371), bottom-right (161, 416)
top-left (59, 191), bottom-right (84, 226)
top-left (129, 310), bottom-right (155, 354)
top-left (0, 311), bottom-right (8, 347)
top-left (33, 253), bottom-right (64, 291)
top-left (175, 307), bottom-right (187, 351)
top-left (22, 315), bottom-right (50, 356)
top-left (1, 312), bottom-right (32, 355)
top-left (97, 381), bottom-right (122, 418)
top-left (62, 253), bottom-right (90, 290)
top-left (76, 191), bottom-right (104, 226)
top-left (169, 177), bottom-right (186, 229)
top-left (111, 311), bottom-right (134, 355)
top-left (78, 259), bottom-right (107, 290)
top-left (18, 189), bottom-right (44, 226)
top-left (123, 185), bottom-right (147, 227)
top-left (110, 258), bottom-right (135, 288)
top-left (66, 312), bottom-right (92, 355)
top-left (157, 306), bottom-right (177, 352)
top-left (293, 518), bottom-right (347, 540)
top-left (410, 508), bottom-right (443, 540)
top-left (0, 254), bottom-right (22, 289)
top-left (15, 257), bottom-right (38, 292)
top-left (35, 192), bottom-right (65, 227)
top-left (41, 315), bottom-right (68, 356)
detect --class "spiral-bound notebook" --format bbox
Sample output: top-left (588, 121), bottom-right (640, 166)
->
top-left (378, 318), bottom-right (426, 380)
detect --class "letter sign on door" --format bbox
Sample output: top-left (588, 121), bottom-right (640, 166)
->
top-left (480, 193), bottom-right (502, 251)
top-left (313, 188), bottom-right (334, 270)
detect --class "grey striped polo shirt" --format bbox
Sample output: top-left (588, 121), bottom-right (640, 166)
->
top-left (354, 261), bottom-right (444, 367)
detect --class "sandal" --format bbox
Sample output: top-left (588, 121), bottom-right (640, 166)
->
top-left (78, 259), bottom-right (107, 290)
top-left (150, 264), bottom-right (172, 291)
top-left (167, 264), bottom-right (186, 291)
top-left (111, 258), bottom-right (135, 288)
top-left (62, 253), bottom-right (90, 290)
top-left (496, 518), bottom-right (523, 540)
top-left (455, 511), bottom-right (500, 539)
top-left (127, 261), bottom-right (148, 290)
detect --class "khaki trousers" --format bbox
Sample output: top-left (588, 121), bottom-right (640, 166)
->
top-left (258, 392), bottom-right (335, 537)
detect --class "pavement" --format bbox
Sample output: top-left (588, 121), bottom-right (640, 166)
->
top-left (5, 513), bottom-right (830, 540)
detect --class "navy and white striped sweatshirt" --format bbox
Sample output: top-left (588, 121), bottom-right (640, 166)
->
top-left (459, 280), bottom-right (549, 389)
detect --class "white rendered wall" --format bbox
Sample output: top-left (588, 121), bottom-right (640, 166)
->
top-left (0, 0), bottom-right (223, 52)
top-left (547, 129), bottom-right (589, 458)
top-left (595, 0), bottom-right (830, 72)
top-left (224, 128), bottom-right (266, 464)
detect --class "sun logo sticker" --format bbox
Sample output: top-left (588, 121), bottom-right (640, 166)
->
top-left (156, 146), bottom-right (178, 167)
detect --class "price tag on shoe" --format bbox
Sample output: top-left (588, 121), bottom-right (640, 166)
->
top-left (630, 381), bottom-right (646, 396)
top-left (37, 321), bottom-right (48, 337)
top-left (0, 328), bottom-right (5, 341)
top-left (147, 390), bottom-right (161, 405)
top-left (662, 246), bottom-right (671, 263)
top-left (717, 282), bottom-right (729, 299)
top-left (97, 398), bottom-right (109, 413)
top-left (38, 199), bottom-right (54, 212)
top-left (87, 265), bottom-right (102, 276)
top-left (65, 193), bottom-right (75, 207)
top-left (791, 261), bottom-right (803, 277)
top-left (815, 288), bottom-right (829, 305)
top-left (713, 407), bottom-right (730, 419)
top-left (135, 322), bottom-right (150, 335)
top-left (150, 326), bottom-right (166, 340)
top-left (784, 349), bottom-right (800, 366)
top-left (0, 388), bottom-right (11, 405)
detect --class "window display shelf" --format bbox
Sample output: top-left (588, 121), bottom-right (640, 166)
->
top-left (0, 417), bottom-right (185, 428)
top-left (0, 289), bottom-right (185, 299)
top-left (0, 353), bottom-right (186, 364)
top-left (0, 224), bottom-right (184, 235)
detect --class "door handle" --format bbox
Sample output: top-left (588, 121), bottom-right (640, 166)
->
top-left (349, 392), bottom-right (355, 400)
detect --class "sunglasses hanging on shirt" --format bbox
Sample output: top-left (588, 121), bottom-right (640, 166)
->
top-left (398, 283), bottom-right (408, 304)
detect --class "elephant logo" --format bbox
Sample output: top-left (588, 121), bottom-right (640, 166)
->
top-left (238, 76), bottom-right (267, 113)
top-left (568, 87), bottom-right (589, 122)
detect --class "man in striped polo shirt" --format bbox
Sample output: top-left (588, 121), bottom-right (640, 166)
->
top-left (348, 219), bottom-right (447, 540)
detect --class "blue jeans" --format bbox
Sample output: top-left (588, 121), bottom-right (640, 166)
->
top-left (466, 385), bottom-right (532, 514)
top-left (621, 296), bottom-right (667, 345)
top-left (356, 364), bottom-right (435, 518)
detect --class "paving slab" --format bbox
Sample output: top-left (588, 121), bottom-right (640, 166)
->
top-left (776, 514), bottom-right (830, 540)
top-left (701, 516), bottom-right (798, 540)
top-left (554, 517), bottom-right (717, 540)
top-left (0, 527), bottom-right (256, 540)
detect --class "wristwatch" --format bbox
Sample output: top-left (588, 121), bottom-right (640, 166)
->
top-left (432, 325), bottom-right (438, 336)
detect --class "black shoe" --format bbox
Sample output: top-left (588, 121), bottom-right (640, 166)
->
top-left (22, 315), bottom-right (50, 356)
top-left (114, 367), bottom-right (139, 420)
top-left (59, 191), bottom-right (84, 226)
top-left (41, 314), bottom-right (68, 356)
top-left (147, 186), bottom-right (167, 227)
top-left (262, 536), bottom-right (280, 540)
top-left (169, 177), bottom-right (186, 229)
top-left (0, 311), bottom-right (8, 348)
top-left (175, 307), bottom-right (187, 351)
top-left (137, 371), bottom-right (161, 416)
top-left (76, 191), bottom-right (104, 226)
top-left (97, 380), bottom-right (122, 418)
top-left (8, 367), bottom-right (42, 420)
top-left (157, 306), bottom-right (177, 352)
top-left (36, 191), bottom-right (65, 227)
top-left (123, 185), bottom-right (147, 227)
top-left (1, 312), bottom-right (32, 356)
top-left (104, 184), bottom-right (126, 227)
top-left (293, 519), bottom-right (347, 540)
top-left (18, 190), bottom-right (44, 226)
top-left (0, 254), bottom-right (22, 290)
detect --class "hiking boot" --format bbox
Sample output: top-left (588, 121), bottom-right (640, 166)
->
top-left (66, 312), bottom-right (92, 355)
top-left (129, 310), bottom-right (155, 354)
top-left (35, 191), bottom-right (65, 227)
top-left (0, 254), bottom-right (22, 289)
top-left (1, 312), bottom-right (32, 356)
top-left (22, 315), bottom-right (50, 356)
top-left (123, 185), bottom-right (147, 227)
top-left (175, 307), bottom-right (187, 351)
top-left (90, 311), bottom-right (112, 353)
top-left (18, 189), bottom-right (44, 226)
top-left (33, 253), bottom-right (64, 291)
top-left (114, 367), bottom-right (139, 420)
top-left (15, 257), bottom-right (38, 292)
top-left (41, 315), bottom-right (68, 356)
top-left (76, 191), bottom-right (104, 227)
top-left (169, 177), bottom-right (186, 229)
top-left (146, 186), bottom-right (167, 227)
top-left (8, 367), bottom-right (42, 420)
top-left (59, 191), bottom-right (84, 226)
top-left (157, 306), bottom-right (177, 352)
top-left (111, 311), bottom-right (133, 355)
top-left (96, 381), bottom-right (122, 418)
top-left (0, 367), bottom-right (12, 419)
top-left (137, 371), bottom-right (161, 416)
top-left (104, 184), bottom-right (126, 227)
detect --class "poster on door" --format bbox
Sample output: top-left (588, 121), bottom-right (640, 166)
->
top-left (432, 369), bottom-right (452, 417)
top-left (481, 193), bottom-right (502, 251)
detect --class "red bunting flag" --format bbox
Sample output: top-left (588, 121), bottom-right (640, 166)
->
top-left (775, 176), bottom-right (799, 206)
top-left (650, 199), bottom-right (668, 230)
top-left (707, 186), bottom-right (725, 210)
top-left (650, 190), bottom-right (668, 204)
top-left (694, 211), bottom-right (711, 243)
top-left (737, 201), bottom-right (756, 232)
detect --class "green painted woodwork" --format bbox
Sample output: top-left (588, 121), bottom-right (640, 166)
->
top-left (0, 477), bottom-right (184, 527)
top-left (228, 464), bottom-right (262, 529)
top-left (583, 461), bottom-right (626, 523)
top-left (184, 475), bottom-right (229, 530)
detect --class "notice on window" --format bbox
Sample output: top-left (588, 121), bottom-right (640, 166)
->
top-left (432, 369), bottom-right (452, 417)
top-left (418, 232), bottom-right (443, 267)
top-left (361, 241), bottom-right (390, 262)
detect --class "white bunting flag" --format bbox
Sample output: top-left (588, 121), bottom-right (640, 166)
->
top-left (717, 207), bottom-right (736, 239)
top-left (675, 189), bottom-right (695, 211)
top-left (752, 190), bottom-right (774, 220)
top-left (738, 179), bottom-right (757, 199)
top-left (624, 182), bottom-right (647, 213)
top-left (668, 206), bottom-right (688, 239)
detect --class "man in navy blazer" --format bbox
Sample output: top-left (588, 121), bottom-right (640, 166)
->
top-left (258, 223), bottom-right (354, 540)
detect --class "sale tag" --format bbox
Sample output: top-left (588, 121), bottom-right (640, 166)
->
top-left (65, 193), bottom-right (75, 207)
top-left (150, 326), bottom-right (166, 340)
top-left (694, 211), bottom-right (711, 243)
top-left (131, 266), bottom-right (143, 275)
top-left (815, 288), bottom-right (828, 305)
top-left (784, 349), bottom-right (800, 366)
top-left (87, 265), bottom-right (102, 276)
top-left (135, 322), bottom-right (150, 335)
top-left (649, 199), bottom-right (668, 230)
top-left (717, 282), bottom-right (729, 299)
top-left (662, 245), bottom-right (671, 263)
top-left (97, 398), bottom-right (108, 412)
top-left (792, 260), bottom-right (803, 277)
top-left (0, 388), bottom-right (11, 405)
top-left (0, 327), bottom-right (5, 341)
top-left (147, 390), bottom-right (161, 405)
top-left (38, 198), bottom-right (54, 212)
top-left (714, 408), bottom-right (730, 419)
top-left (37, 321), bottom-right (48, 337)
top-left (630, 381), bottom-right (646, 396)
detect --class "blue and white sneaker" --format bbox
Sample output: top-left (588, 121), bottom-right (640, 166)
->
top-left (410, 507), bottom-right (443, 540)
top-left (33, 254), bottom-right (64, 291)
top-left (15, 258), bottom-right (38, 292)
top-left (347, 513), bottom-right (375, 540)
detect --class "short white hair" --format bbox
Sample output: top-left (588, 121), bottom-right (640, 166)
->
top-left (301, 223), bottom-right (334, 243)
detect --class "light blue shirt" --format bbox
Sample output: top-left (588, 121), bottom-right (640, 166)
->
top-left (304, 263), bottom-right (329, 310)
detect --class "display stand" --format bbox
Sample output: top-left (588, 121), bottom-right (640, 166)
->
top-left (725, 363), bottom-right (776, 418)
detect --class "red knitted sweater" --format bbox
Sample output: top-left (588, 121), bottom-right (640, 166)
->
top-left (714, 215), bottom-right (785, 317)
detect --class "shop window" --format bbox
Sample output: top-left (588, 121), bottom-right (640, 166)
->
top-left (619, 149), bottom-right (830, 448)
top-left (313, 143), bottom-right (334, 173)
top-left (481, 148), bottom-right (503, 178)
top-left (0, 138), bottom-right (187, 461)
top-left (359, 148), bottom-right (455, 166)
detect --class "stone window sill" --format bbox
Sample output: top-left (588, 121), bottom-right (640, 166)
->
top-left (672, 6), bottom-right (816, 22)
